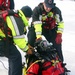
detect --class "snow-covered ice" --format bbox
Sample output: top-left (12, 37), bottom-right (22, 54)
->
top-left (0, 0), bottom-right (75, 75)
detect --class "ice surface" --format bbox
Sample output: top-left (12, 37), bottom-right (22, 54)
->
top-left (0, 0), bottom-right (75, 75)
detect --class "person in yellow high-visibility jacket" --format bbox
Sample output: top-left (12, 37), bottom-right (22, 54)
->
top-left (0, 6), bottom-right (32, 75)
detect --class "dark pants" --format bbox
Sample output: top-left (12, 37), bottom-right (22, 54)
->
top-left (0, 41), bottom-right (22, 75)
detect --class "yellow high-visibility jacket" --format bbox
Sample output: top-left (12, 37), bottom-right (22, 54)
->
top-left (0, 10), bottom-right (28, 51)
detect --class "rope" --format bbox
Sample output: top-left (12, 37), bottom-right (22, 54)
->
top-left (0, 59), bottom-right (8, 70)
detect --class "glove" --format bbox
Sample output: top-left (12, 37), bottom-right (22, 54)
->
top-left (55, 33), bottom-right (62, 44)
top-left (27, 37), bottom-right (42, 54)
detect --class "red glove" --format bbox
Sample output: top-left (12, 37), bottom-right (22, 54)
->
top-left (55, 33), bottom-right (62, 44)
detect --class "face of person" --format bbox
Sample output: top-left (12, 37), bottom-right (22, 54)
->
top-left (43, 3), bottom-right (52, 12)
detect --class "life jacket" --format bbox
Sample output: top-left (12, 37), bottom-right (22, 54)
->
top-left (26, 55), bottom-right (70, 75)
top-left (26, 40), bottom-right (70, 75)
top-left (0, 10), bottom-right (13, 40)
top-left (0, 10), bottom-right (13, 57)
top-left (41, 61), bottom-right (64, 75)
top-left (0, 9), bottom-right (27, 38)
top-left (26, 59), bottom-right (67, 75)
top-left (0, 0), bottom-right (10, 10)
top-left (0, 9), bottom-right (27, 57)
top-left (41, 11), bottom-right (56, 30)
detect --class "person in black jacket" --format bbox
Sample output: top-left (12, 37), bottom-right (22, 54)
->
top-left (28, 0), bottom-right (64, 62)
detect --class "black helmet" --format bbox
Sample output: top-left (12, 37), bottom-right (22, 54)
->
top-left (21, 6), bottom-right (32, 18)
top-left (44, 0), bottom-right (55, 8)
top-left (35, 40), bottom-right (53, 53)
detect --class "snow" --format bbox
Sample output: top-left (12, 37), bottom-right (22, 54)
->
top-left (0, 0), bottom-right (75, 75)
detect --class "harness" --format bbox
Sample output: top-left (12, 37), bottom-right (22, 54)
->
top-left (41, 11), bottom-right (57, 30)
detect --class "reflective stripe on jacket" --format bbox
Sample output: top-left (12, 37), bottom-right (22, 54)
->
top-left (33, 21), bottom-right (42, 39)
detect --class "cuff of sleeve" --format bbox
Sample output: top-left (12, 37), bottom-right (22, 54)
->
top-left (36, 35), bottom-right (42, 39)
